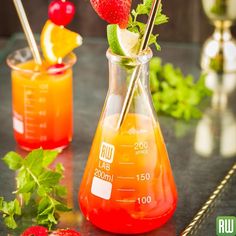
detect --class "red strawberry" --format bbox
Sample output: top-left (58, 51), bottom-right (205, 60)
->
top-left (21, 226), bottom-right (48, 236)
top-left (50, 229), bottom-right (81, 236)
top-left (90, 0), bottom-right (131, 28)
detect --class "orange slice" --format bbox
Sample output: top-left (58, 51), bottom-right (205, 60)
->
top-left (40, 20), bottom-right (82, 64)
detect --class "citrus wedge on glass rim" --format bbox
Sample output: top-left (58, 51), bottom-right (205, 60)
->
top-left (40, 20), bottom-right (82, 64)
top-left (107, 24), bottom-right (140, 57)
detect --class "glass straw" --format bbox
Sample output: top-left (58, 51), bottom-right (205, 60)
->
top-left (116, 0), bottom-right (162, 129)
top-left (13, 0), bottom-right (42, 65)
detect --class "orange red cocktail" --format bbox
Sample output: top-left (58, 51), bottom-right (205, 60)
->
top-left (7, 48), bottom-right (76, 150)
top-left (79, 114), bottom-right (177, 234)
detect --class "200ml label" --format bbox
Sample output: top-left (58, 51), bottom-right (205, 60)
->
top-left (91, 142), bottom-right (115, 200)
top-left (99, 142), bottom-right (115, 164)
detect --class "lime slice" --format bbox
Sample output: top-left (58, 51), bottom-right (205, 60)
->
top-left (107, 24), bottom-right (139, 57)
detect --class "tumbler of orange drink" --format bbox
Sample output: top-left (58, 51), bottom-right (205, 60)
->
top-left (7, 47), bottom-right (77, 150)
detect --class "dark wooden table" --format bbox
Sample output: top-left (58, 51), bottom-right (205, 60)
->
top-left (0, 35), bottom-right (235, 235)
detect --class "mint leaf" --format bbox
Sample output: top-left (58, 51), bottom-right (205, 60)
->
top-left (155, 13), bottom-right (168, 25)
top-left (2, 152), bottom-right (23, 170)
top-left (55, 202), bottom-right (71, 212)
top-left (4, 215), bottom-right (17, 229)
top-left (25, 149), bottom-right (44, 175)
top-left (128, 1), bottom-right (168, 50)
top-left (43, 150), bottom-right (59, 167)
top-left (48, 213), bottom-right (57, 224)
top-left (17, 181), bottom-right (35, 194)
top-left (136, 4), bottom-right (149, 15)
top-left (38, 171), bottom-right (61, 187)
top-left (38, 204), bottom-right (53, 216)
top-left (38, 197), bottom-right (51, 214)
top-left (13, 199), bottom-right (21, 215)
top-left (149, 34), bottom-right (161, 51)
top-left (37, 186), bottom-right (51, 197)
top-left (0, 197), bottom-right (3, 210)
top-left (0, 199), bottom-right (21, 229)
top-left (55, 163), bottom-right (64, 175)
top-left (55, 185), bottom-right (67, 197)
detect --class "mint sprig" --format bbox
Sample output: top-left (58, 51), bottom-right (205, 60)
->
top-left (0, 198), bottom-right (21, 229)
top-left (150, 57), bottom-right (212, 120)
top-left (0, 149), bottom-right (71, 230)
top-left (127, 0), bottom-right (168, 50)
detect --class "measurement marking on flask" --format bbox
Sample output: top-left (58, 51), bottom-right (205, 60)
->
top-left (40, 136), bottom-right (47, 141)
top-left (24, 129), bottom-right (35, 134)
top-left (25, 117), bottom-right (35, 121)
top-left (26, 123), bottom-right (37, 127)
top-left (136, 173), bottom-right (151, 181)
top-left (25, 111), bottom-right (36, 115)
top-left (117, 176), bottom-right (135, 180)
top-left (39, 111), bottom-right (47, 116)
top-left (118, 162), bottom-right (135, 165)
top-left (24, 85), bottom-right (35, 88)
top-left (137, 196), bottom-right (152, 204)
top-left (39, 123), bottom-right (47, 128)
top-left (134, 141), bottom-right (149, 155)
top-left (115, 199), bottom-right (136, 203)
top-left (25, 98), bottom-right (37, 102)
top-left (24, 104), bottom-right (34, 108)
top-left (39, 97), bottom-right (46, 103)
top-left (117, 188), bottom-right (136, 192)
top-left (120, 144), bottom-right (133, 147)
top-left (25, 135), bottom-right (37, 139)
top-left (23, 85), bottom-right (49, 141)
top-left (39, 90), bottom-right (48, 94)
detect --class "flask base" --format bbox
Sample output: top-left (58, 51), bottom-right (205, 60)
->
top-left (82, 203), bottom-right (177, 235)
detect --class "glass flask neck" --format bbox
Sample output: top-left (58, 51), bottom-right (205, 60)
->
top-left (106, 48), bottom-right (153, 90)
top-left (104, 48), bottom-right (156, 122)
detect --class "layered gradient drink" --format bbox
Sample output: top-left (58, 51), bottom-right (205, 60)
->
top-left (79, 114), bottom-right (177, 234)
top-left (7, 48), bottom-right (76, 150)
top-left (79, 48), bottom-right (177, 234)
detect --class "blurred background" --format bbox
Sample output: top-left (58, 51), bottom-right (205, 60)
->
top-left (0, 0), bottom-right (235, 42)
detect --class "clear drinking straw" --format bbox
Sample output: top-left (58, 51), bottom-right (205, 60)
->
top-left (116, 0), bottom-right (162, 129)
top-left (13, 0), bottom-right (42, 65)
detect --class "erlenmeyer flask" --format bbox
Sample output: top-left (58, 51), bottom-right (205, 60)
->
top-left (79, 48), bottom-right (177, 234)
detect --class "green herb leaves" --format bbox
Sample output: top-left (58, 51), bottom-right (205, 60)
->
top-left (150, 57), bottom-right (212, 120)
top-left (128, 0), bottom-right (168, 50)
top-left (1, 149), bottom-right (70, 230)
top-left (2, 152), bottom-right (23, 170)
top-left (0, 198), bottom-right (21, 229)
